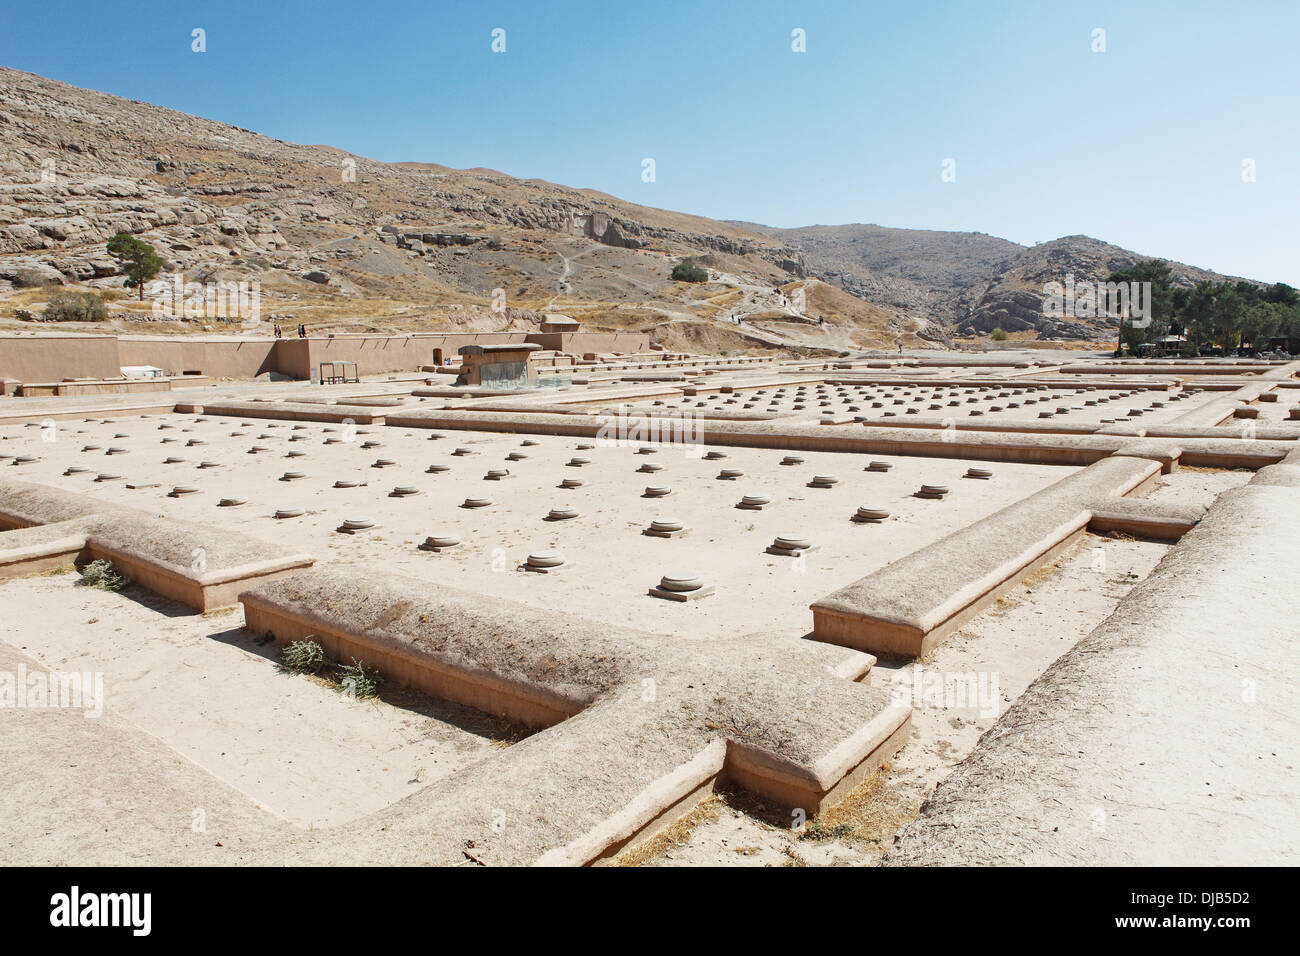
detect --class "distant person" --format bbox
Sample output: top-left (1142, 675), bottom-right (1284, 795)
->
top-left (297, 324), bottom-right (306, 338)
top-left (273, 323), bottom-right (281, 339)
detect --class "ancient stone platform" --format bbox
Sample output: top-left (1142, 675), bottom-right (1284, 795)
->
top-left (2, 353), bottom-right (1296, 864)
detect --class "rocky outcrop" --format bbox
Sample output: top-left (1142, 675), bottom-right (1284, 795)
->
top-left (0, 66), bottom-right (1260, 343)
top-left (952, 235), bottom-right (1238, 341)
top-left (766, 224), bottom-right (1242, 341)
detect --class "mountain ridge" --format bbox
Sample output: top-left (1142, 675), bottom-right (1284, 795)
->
top-left (0, 66), bottom-right (1249, 347)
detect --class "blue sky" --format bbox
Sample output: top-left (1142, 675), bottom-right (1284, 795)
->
top-left (3, 0), bottom-right (1298, 284)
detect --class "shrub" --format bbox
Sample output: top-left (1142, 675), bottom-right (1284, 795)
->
top-left (43, 290), bottom-right (108, 322)
top-left (990, 327), bottom-right (1008, 341)
top-left (338, 658), bottom-right (382, 699)
top-left (280, 638), bottom-right (329, 674)
top-left (799, 819), bottom-right (855, 842)
top-left (670, 261), bottom-right (708, 283)
top-left (78, 559), bottom-right (126, 591)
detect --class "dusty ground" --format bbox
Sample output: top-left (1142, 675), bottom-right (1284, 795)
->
top-left (885, 468), bottom-right (1300, 866)
top-left (624, 534), bottom-right (1168, 865)
top-left (557, 378), bottom-right (1223, 430)
top-left (0, 410), bottom-right (1072, 640)
top-left (0, 572), bottom-right (519, 830)
top-left (0, 362), bottom-right (1280, 866)
top-left (1, 450), bottom-right (1244, 866)
top-left (622, 465), bottom-right (1248, 866)
top-left (1252, 395), bottom-right (1300, 425)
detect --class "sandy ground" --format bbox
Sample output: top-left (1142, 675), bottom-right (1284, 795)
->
top-left (0, 413), bottom-right (1073, 640)
top-left (625, 464), bottom-right (1246, 866)
top-left (1253, 395), bottom-right (1300, 424)
top-left (0, 365), bottom-right (1279, 866)
top-left (0, 635), bottom-right (289, 866)
top-left (0, 572), bottom-right (515, 830)
top-left (626, 534), bottom-right (1168, 865)
top-left (562, 380), bottom-right (1224, 430)
top-left (1141, 464), bottom-right (1253, 507)
top-left (12, 532), bottom-right (1178, 867)
top-left (885, 469), bottom-right (1300, 866)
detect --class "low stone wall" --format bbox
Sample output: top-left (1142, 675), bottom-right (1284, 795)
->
top-left (0, 330), bottom-right (653, 386)
top-left (15, 375), bottom-right (205, 397)
top-left (239, 565), bottom-right (911, 864)
top-left (192, 400), bottom-right (390, 425)
top-left (884, 443), bottom-right (1300, 865)
top-left (809, 454), bottom-right (1185, 658)
top-left (241, 568), bottom-right (621, 728)
top-left (1059, 360), bottom-right (1290, 375)
top-left (0, 518), bottom-right (93, 579)
top-left (0, 400), bottom-right (179, 426)
top-left (381, 406), bottom-right (1296, 470)
top-left (0, 478), bottom-right (107, 529)
top-left (0, 478), bottom-right (313, 610)
top-left (0, 335), bottom-right (123, 382)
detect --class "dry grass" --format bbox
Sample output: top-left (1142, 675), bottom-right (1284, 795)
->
top-left (952, 336), bottom-right (1098, 350)
top-left (267, 631), bottom-right (530, 745)
top-left (612, 794), bottom-right (728, 867)
top-left (803, 766), bottom-right (918, 858)
top-left (614, 762), bottom-right (918, 867)
top-left (982, 545), bottom-right (1078, 619)
top-left (1021, 554), bottom-right (1069, 590)
top-left (1178, 463), bottom-right (1251, 474)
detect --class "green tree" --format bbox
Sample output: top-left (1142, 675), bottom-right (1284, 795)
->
top-left (1263, 282), bottom-right (1299, 306)
top-left (1107, 260), bottom-right (1177, 353)
top-left (106, 233), bottom-right (164, 301)
top-left (1241, 301), bottom-right (1285, 350)
top-left (1210, 286), bottom-right (1245, 351)
top-left (1181, 281), bottom-right (1217, 352)
top-left (670, 261), bottom-right (708, 283)
top-left (1108, 261), bottom-right (1176, 322)
top-left (1117, 318), bottom-right (1148, 355)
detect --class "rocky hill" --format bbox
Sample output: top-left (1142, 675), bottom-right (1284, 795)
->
top-left (0, 67), bottom-right (1249, 346)
top-left (751, 224), bottom-right (1242, 341)
top-left (950, 235), bottom-right (1238, 339)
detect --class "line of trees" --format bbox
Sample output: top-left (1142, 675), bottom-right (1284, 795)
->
top-left (1111, 260), bottom-right (1300, 356)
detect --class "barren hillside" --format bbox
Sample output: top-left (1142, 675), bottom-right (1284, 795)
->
top-left (0, 67), bottom-right (1252, 347)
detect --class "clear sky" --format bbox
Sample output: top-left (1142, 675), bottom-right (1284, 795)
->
top-left (3, 0), bottom-right (1298, 284)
